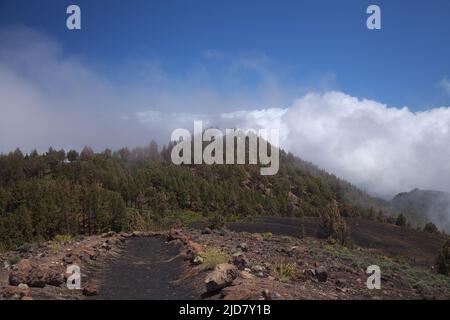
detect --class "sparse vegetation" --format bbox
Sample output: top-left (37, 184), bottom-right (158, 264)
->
top-left (198, 248), bottom-right (229, 270)
top-left (396, 213), bottom-right (407, 227)
top-left (261, 232), bottom-right (273, 240)
top-left (281, 236), bottom-right (294, 244)
top-left (308, 236), bottom-right (450, 296)
top-left (164, 210), bottom-right (208, 227)
top-left (319, 200), bottom-right (349, 245)
top-left (298, 215), bottom-right (305, 239)
top-left (54, 234), bottom-right (73, 244)
top-left (274, 262), bottom-right (296, 282)
top-left (436, 238), bottom-right (450, 276)
top-left (8, 255), bottom-right (21, 265)
top-left (16, 242), bottom-right (35, 253)
top-left (423, 222), bottom-right (439, 234)
top-left (208, 214), bottom-right (226, 230)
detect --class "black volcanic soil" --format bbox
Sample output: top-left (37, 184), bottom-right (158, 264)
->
top-left (227, 217), bottom-right (447, 266)
top-left (91, 236), bottom-right (201, 300)
top-left (2, 218), bottom-right (449, 300)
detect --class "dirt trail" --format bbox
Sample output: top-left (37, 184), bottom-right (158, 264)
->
top-left (92, 236), bottom-right (200, 300)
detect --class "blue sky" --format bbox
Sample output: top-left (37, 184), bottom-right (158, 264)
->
top-left (1, 0), bottom-right (450, 110)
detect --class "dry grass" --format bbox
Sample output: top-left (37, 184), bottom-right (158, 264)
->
top-left (198, 248), bottom-right (229, 270)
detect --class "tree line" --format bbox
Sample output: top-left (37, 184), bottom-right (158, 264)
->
top-left (0, 140), bottom-right (431, 251)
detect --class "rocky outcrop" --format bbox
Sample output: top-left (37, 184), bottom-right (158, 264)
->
top-left (232, 253), bottom-right (249, 270)
top-left (83, 284), bottom-right (99, 296)
top-left (1, 283), bottom-right (31, 300)
top-left (2, 232), bottom-right (131, 299)
top-left (205, 263), bottom-right (238, 293)
top-left (9, 259), bottom-right (66, 288)
top-left (167, 228), bottom-right (204, 263)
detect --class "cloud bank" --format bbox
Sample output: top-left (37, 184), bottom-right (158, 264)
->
top-left (2, 26), bottom-right (450, 198)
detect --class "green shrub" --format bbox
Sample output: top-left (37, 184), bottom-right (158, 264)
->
top-left (261, 232), bottom-right (273, 240)
top-left (208, 214), bottom-right (226, 230)
top-left (281, 236), bottom-right (293, 243)
top-left (298, 225), bottom-right (305, 239)
top-left (319, 200), bottom-right (348, 245)
top-left (423, 222), bottom-right (439, 234)
top-left (436, 238), bottom-right (450, 276)
top-left (396, 213), bottom-right (407, 227)
top-left (16, 242), bottom-right (35, 253)
top-left (8, 255), bottom-right (21, 265)
top-left (198, 248), bottom-right (229, 270)
top-left (54, 234), bottom-right (73, 244)
top-left (274, 262), bottom-right (296, 282)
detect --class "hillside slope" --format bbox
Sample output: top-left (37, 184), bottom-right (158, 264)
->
top-left (391, 188), bottom-right (450, 232)
top-left (0, 143), bottom-right (395, 250)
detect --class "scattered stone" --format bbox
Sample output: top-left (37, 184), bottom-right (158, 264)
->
top-left (9, 259), bottom-right (33, 286)
top-left (167, 228), bottom-right (183, 241)
top-left (17, 283), bottom-right (30, 297)
top-left (262, 289), bottom-right (281, 300)
top-left (27, 268), bottom-right (48, 288)
top-left (253, 234), bottom-right (263, 241)
top-left (335, 278), bottom-right (346, 288)
top-left (262, 289), bottom-right (270, 299)
top-left (202, 227), bottom-right (212, 234)
top-left (83, 284), bottom-right (99, 296)
top-left (237, 243), bottom-right (248, 252)
top-left (131, 231), bottom-right (142, 237)
top-left (101, 242), bottom-right (112, 251)
top-left (78, 249), bottom-right (97, 262)
top-left (281, 247), bottom-right (294, 257)
top-left (251, 265), bottom-right (265, 273)
top-left (314, 267), bottom-right (328, 282)
top-left (1, 284), bottom-right (30, 299)
top-left (182, 248), bottom-right (196, 261)
top-left (327, 237), bottom-right (337, 245)
top-left (240, 271), bottom-right (254, 279)
top-left (205, 263), bottom-right (238, 293)
top-left (63, 253), bottom-right (78, 265)
top-left (101, 231), bottom-right (116, 238)
top-left (232, 254), bottom-right (249, 270)
top-left (193, 255), bottom-right (204, 265)
top-left (187, 241), bottom-right (204, 254)
top-left (217, 229), bottom-right (226, 236)
top-left (47, 267), bottom-right (65, 287)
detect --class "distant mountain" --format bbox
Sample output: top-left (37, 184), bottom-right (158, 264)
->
top-left (391, 188), bottom-right (450, 231)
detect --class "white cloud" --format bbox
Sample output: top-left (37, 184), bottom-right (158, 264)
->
top-left (280, 92), bottom-right (450, 196)
top-left (135, 91), bottom-right (450, 197)
top-left (439, 77), bottom-right (450, 95)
